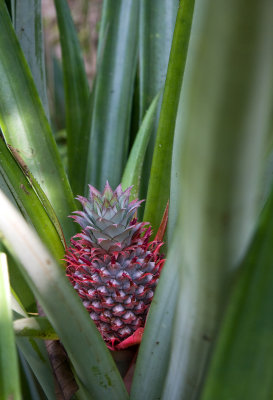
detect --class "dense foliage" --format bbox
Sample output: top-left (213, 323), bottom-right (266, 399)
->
top-left (0, 0), bottom-right (273, 399)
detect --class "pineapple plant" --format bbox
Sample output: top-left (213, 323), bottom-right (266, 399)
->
top-left (0, 0), bottom-right (272, 399)
top-left (65, 182), bottom-right (165, 350)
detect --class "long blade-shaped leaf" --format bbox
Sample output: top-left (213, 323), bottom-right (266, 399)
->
top-left (85, 0), bottom-right (139, 191)
top-left (0, 2), bottom-right (76, 242)
top-left (11, 294), bottom-right (56, 400)
top-left (143, 0), bottom-right (195, 237)
top-left (121, 92), bottom-right (160, 199)
top-left (139, 0), bottom-right (177, 118)
top-left (161, 0), bottom-right (273, 398)
top-left (0, 250), bottom-right (21, 400)
top-left (139, 0), bottom-right (177, 198)
top-left (201, 186), bottom-right (273, 399)
top-left (0, 163), bottom-right (18, 207)
top-left (54, 0), bottom-right (90, 195)
top-left (168, 90), bottom-right (184, 242)
top-left (130, 238), bottom-right (179, 399)
top-left (0, 190), bottom-right (128, 400)
top-left (14, 316), bottom-right (58, 340)
top-left (16, 338), bottom-right (55, 400)
top-left (13, 0), bottom-right (49, 116)
top-left (9, 255), bottom-right (36, 312)
top-left (0, 138), bottom-right (64, 262)
top-left (18, 351), bottom-right (44, 400)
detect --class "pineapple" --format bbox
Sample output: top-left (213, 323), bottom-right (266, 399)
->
top-left (65, 182), bottom-right (164, 350)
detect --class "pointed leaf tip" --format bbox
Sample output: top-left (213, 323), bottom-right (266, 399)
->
top-left (88, 184), bottom-right (101, 198)
top-left (155, 201), bottom-right (169, 242)
top-left (115, 328), bottom-right (144, 350)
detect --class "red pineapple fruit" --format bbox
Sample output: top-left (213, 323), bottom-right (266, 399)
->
top-left (65, 182), bottom-right (164, 350)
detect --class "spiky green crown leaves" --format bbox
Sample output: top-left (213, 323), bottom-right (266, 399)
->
top-left (72, 182), bottom-right (144, 252)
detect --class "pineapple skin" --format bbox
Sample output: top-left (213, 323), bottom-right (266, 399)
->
top-left (65, 183), bottom-right (164, 349)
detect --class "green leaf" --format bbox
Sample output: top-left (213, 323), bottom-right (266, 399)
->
top-left (0, 1), bottom-right (76, 243)
top-left (0, 138), bottom-right (65, 261)
top-left (11, 293), bottom-right (56, 400)
top-left (143, 0), bottom-right (195, 237)
top-left (85, 0), bottom-right (139, 191)
top-left (130, 238), bottom-right (179, 400)
top-left (139, 0), bottom-right (177, 118)
top-left (0, 249), bottom-right (21, 400)
top-left (54, 0), bottom-right (90, 195)
top-left (13, 0), bottom-right (49, 116)
top-left (18, 351), bottom-right (44, 400)
top-left (139, 0), bottom-right (178, 198)
top-left (51, 57), bottom-right (66, 132)
top-left (0, 190), bottom-right (128, 400)
top-left (25, 165), bottom-right (66, 248)
top-left (8, 254), bottom-right (36, 312)
top-left (79, 87), bottom-right (96, 197)
top-left (161, 0), bottom-right (273, 398)
top-left (168, 91), bottom-right (184, 242)
top-left (14, 316), bottom-right (58, 340)
top-left (0, 162), bottom-right (18, 207)
top-left (121, 92), bottom-right (160, 199)
top-left (4, 0), bottom-right (13, 17)
top-left (16, 338), bottom-right (55, 400)
top-left (201, 187), bottom-right (273, 399)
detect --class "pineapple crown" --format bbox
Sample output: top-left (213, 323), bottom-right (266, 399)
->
top-left (72, 182), bottom-right (145, 252)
